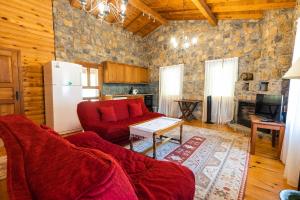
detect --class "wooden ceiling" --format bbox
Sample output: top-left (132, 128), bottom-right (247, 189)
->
top-left (70, 0), bottom-right (296, 37)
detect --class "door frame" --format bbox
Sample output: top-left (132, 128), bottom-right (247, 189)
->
top-left (0, 47), bottom-right (24, 114)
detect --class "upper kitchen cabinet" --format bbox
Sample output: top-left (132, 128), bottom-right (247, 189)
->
top-left (103, 61), bottom-right (149, 84)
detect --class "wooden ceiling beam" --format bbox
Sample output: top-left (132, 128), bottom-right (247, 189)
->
top-left (212, 2), bottom-right (296, 12)
top-left (190, 0), bottom-right (218, 26)
top-left (217, 12), bottom-right (263, 20)
top-left (128, 0), bottom-right (168, 25)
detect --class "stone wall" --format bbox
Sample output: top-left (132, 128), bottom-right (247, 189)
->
top-left (52, 0), bottom-right (149, 94)
top-left (52, 0), bottom-right (295, 118)
top-left (143, 9), bottom-right (295, 118)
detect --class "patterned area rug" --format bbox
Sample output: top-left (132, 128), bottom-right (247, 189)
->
top-left (0, 156), bottom-right (6, 180)
top-left (130, 125), bottom-right (250, 200)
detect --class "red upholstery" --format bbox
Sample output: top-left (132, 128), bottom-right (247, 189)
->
top-left (77, 99), bottom-right (164, 145)
top-left (66, 131), bottom-right (196, 200)
top-left (0, 115), bottom-right (138, 200)
top-left (128, 103), bottom-right (143, 118)
top-left (98, 106), bottom-right (118, 122)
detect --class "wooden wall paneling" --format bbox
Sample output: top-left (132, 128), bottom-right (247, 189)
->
top-left (137, 21), bottom-right (161, 37)
top-left (126, 14), bottom-right (152, 33)
top-left (123, 4), bottom-right (143, 27)
top-left (0, 0), bottom-right (55, 124)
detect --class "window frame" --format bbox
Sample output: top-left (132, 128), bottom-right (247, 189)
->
top-left (76, 61), bottom-right (103, 101)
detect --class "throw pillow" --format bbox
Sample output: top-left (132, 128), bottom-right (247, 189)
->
top-left (128, 103), bottom-right (143, 118)
top-left (98, 106), bottom-right (118, 122)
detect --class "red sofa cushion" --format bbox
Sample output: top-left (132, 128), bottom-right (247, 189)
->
top-left (66, 132), bottom-right (196, 200)
top-left (98, 106), bottom-right (118, 122)
top-left (128, 103), bottom-right (143, 118)
top-left (0, 115), bottom-right (138, 200)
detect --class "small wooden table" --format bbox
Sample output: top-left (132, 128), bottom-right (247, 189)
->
top-left (129, 117), bottom-right (184, 159)
top-left (175, 99), bottom-right (202, 121)
top-left (250, 115), bottom-right (285, 158)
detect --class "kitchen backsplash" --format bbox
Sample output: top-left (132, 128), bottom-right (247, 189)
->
top-left (102, 84), bottom-right (151, 95)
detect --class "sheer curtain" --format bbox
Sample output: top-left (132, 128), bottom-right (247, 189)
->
top-left (202, 57), bottom-right (238, 124)
top-left (281, 18), bottom-right (300, 187)
top-left (158, 64), bottom-right (184, 117)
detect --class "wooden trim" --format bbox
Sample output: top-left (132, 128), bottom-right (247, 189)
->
top-left (190, 0), bottom-right (217, 26)
top-left (16, 48), bottom-right (24, 114)
top-left (75, 61), bottom-right (100, 69)
top-left (128, 0), bottom-right (168, 25)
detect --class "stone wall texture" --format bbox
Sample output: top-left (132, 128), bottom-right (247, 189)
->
top-left (52, 0), bottom-right (149, 94)
top-left (143, 9), bottom-right (295, 118)
top-left (53, 0), bottom-right (296, 119)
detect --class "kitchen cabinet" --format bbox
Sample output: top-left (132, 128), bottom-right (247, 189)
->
top-left (103, 61), bottom-right (149, 84)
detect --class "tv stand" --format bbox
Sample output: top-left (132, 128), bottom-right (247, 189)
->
top-left (260, 118), bottom-right (275, 122)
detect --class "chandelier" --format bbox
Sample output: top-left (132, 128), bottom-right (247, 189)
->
top-left (170, 34), bottom-right (198, 49)
top-left (170, 0), bottom-right (198, 50)
top-left (78, 0), bottom-right (128, 24)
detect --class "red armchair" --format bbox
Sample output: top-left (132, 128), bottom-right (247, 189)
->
top-left (77, 98), bottom-right (164, 145)
top-left (66, 132), bottom-right (196, 200)
top-left (0, 115), bottom-right (195, 200)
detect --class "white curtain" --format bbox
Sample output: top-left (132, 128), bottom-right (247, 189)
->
top-left (158, 64), bottom-right (184, 117)
top-left (202, 57), bottom-right (238, 124)
top-left (281, 18), bottom-right (300, 187)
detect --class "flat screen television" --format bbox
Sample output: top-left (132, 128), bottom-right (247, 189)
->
top-left (255, 94), bottom-right (283, 122)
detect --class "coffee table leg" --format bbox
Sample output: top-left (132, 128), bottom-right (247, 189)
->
top-left (180, 125), bottom-right (183, 144)
top-left (153, 134), bottom-right (156, 159)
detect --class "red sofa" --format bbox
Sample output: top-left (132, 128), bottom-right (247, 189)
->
top-left (77, 98), bottom-right (164, 145)
top-left (0, 115), bottom-right (195, 200)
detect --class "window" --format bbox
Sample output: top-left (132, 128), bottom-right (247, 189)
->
top-left (80, 62), bottom-right (102, 100)
top-left (203, 57), bottom-right (238, 124)
top-left (158, 64), bottom-right (184, 117)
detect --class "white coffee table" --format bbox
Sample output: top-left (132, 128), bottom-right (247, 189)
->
top-left (129, 117), bottom-right (184, 159)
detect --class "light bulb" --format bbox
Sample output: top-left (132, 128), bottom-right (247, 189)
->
top-left (98, 2), bottom-right (105, 13)
top-left (121, 4), bottom-right (127, 14)
top-left (171, 37), bottom-right (178, 48)
top-left (98, 2), bottom-right (110, 17)
top-left (80, 0), bottom-right (87, 6)
top-left (192, 37), bottom-right (198, 45)
top-left (184, 42), bottom-right (190, 49)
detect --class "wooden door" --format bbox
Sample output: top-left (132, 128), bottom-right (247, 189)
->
top-left (0, 48), bottom-right (22, 116)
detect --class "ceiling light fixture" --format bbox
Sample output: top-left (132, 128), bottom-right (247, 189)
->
top-left (170, 0), bottom-right (198, 50)
top-left (78, 0), bottom-right (128, 24)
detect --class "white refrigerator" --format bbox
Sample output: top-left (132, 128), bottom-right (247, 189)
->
top-left (44, 61), bottom-right (83, 134)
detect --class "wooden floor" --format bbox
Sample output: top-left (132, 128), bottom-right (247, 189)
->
top-left (0, 120), bottom-right (295, 200)
top-left (184, 120), bottom-right (296, 200)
